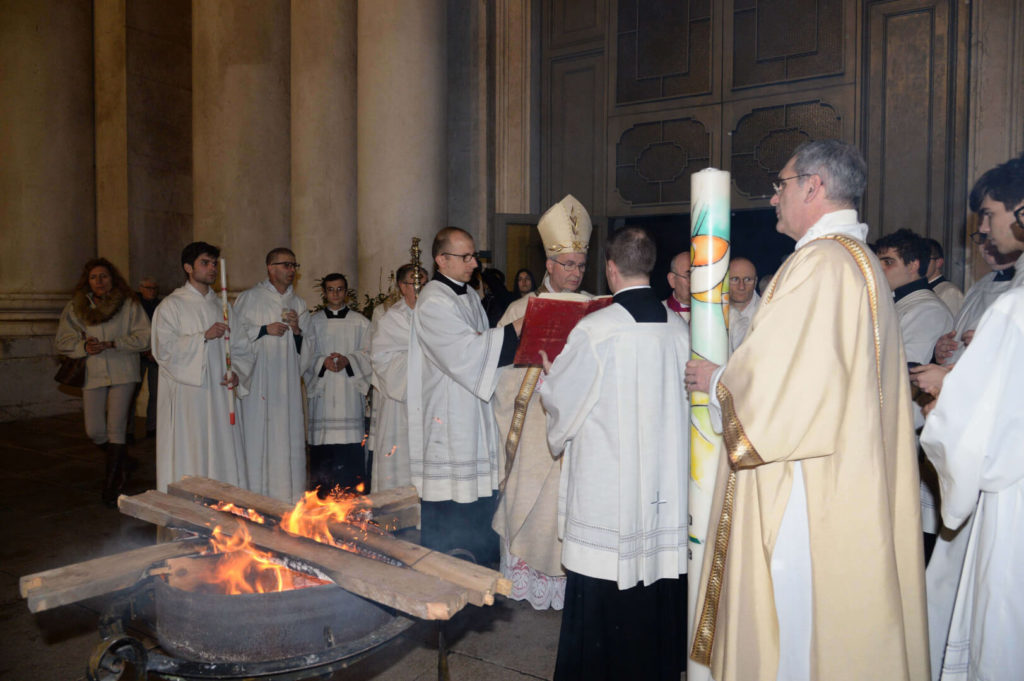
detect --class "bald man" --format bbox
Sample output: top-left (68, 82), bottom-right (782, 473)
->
top-left (664, 251), bottom-right (691, 323)
top-left (727, 258), bottom-right (759, 352)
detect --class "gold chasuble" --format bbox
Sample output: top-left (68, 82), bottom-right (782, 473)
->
top-left (691, 236), bottom-right (929, 681)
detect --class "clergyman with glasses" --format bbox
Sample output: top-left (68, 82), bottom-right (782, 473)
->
top-left (685, 139), bottom-right (928, 681)
top-left (233, 247), bottom-right (316, 503)
top-left (407, 227), bottom-right (523, 564)
top-left (726, 256), bottom-right (759, 352)
top-left (491, 194), bottom-right (594, 609)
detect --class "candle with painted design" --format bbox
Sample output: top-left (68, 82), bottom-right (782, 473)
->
top-left (687, 168), bottom-right (730, 680)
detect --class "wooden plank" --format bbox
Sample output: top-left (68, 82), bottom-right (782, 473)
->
top-left (119, 490), bottom-right (468, 620)
top-left (365, 485), bottom-right (420, 530)
top-left (168, 477), bottom-right (507, 605)
top-left (19, 541), bottom-right (202, 613)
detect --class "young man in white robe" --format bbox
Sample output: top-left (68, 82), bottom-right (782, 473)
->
top-left (924, 237), bottom-right (965, 317)
top-left (540, 227), bottom-right (690, 681)
top-left (408, 227), bottom-right (522, 564)
top-left (491, 194), bottom-right (594, 610)
top-left (369, 264), bottom-right (425, 492)
top-left (152, 242), bottom-right (255, 493)
top-left (917, 287), bottom-right (1024, 681)
top-left (876, 228), bottom-right (955, 555)
top-left (934, 238), bottom-right (1019, 366)
top-left (305, 273), bottom-right (371, 495)
top-left (233, 247), bottom-right (316, 503)
top-left (727, 256), bottom-right (760, 352)
top-left (911, 154), bottom-right (1024, 681)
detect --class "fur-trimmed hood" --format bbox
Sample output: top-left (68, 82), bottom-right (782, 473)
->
top-left (72, 287), bottom-right (128, 326)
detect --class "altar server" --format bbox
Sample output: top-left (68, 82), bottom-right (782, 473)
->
top-left (234, 247), bottom-right (316, 503)
top-left (306, 273), bottom-right (371, 494)
top-left (369, 264), bottom-right (425, 492)
top-left (541, 227), bottom-right (689, 681)
top-left (408, 227), bottom-right (521, 564)
top-left (152, 242), bottom-right (254, 492)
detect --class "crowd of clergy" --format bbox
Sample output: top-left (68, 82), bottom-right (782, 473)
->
top-left (58, 141), bottom-right (1023, 681)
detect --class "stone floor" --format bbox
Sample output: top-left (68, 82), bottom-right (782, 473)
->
top-left (0, 413), bottom-right (562, 681)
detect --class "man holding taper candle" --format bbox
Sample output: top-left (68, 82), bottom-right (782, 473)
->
top-left (234, 247), bottom-right (316, 503)
top-left (686, 140), bottom-right (928, 681)
top-left (152, 242), bottom-right (255, 493)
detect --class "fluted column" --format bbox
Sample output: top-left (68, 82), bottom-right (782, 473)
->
top-left (291, 0), bottom-right (358, 293)
top-left (193, 0), bottom-right (291, 289)
top-left (357, 0), bottom-right (446, 296)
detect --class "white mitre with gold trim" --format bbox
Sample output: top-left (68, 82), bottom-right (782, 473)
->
top-left (538, 194), bottom-right (592, 255)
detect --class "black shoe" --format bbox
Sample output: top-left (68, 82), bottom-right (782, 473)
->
top-left (102, 444), bottom-right (128, 508)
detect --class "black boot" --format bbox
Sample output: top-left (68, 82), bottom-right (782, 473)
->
top-left (102, 444), bottom-right (127, 508)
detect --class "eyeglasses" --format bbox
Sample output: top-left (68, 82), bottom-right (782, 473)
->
top-left (670, 269), bottom-right (690, 280)
top-left (969, 232), bottom-right (987, 245)
top-left (441, 252), bottom-right (479, 263)
top-left (729, 276), bottom-right (756, 285)
top-left (324, 286), bottom-right (346, 293)
top-left (398, 280), bottom-right (417, 286)
top-left (270, 261), bottom-right (300, 269)
top-left (1015, 205), bottom-right (1024, 227)
top-left (772, 174), bottom-right (812, 195)
top-left (550, 259), bottom-right (586, 272)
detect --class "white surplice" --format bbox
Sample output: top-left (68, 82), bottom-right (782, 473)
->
top-left (233, 280), bottom-right (315, 503)
top-left (539, 296), bottom-right (690, 589)
top-left (896, 287), bottom-right (955, 365)
top-left (728, 291), bottom-right (760, 353)
top-left (920, 286), bottom-right (1024, 681)
top-left (152, 283), bottom-right (255, 492)
top-left (407, 279), bottom-right (505, 502)
top-left (945, 270), bottom-right (1014, 365)
top-left (369, 300), bottom-right (414, 492)
top-left (305, 307), bottom-right (370, 445)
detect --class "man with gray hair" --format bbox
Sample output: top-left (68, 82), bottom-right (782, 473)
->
top-left (686, 140), bottom-right (928, 681)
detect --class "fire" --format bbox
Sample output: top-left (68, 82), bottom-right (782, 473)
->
top-left (198, 523), bottom-right (326, 595)
top-left (211, 501), bottom-right (266, 524)
top-left (186, 487), bottom-right (373, 595)
top-left (280, 488), bottom-right (368, 545)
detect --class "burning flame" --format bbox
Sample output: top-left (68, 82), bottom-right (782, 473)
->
top-left (211, 501), bottom-right (266, 524)
top-left (198, 523), bottom-right (324, 595)
top-left (187, 487), bottom-right (372, 595)
top-left (280, 488), bottom-right (367, 544)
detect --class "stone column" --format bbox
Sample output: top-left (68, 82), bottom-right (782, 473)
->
top-left (291, 0), bottom-right (358, 294)
top-left (0, 0), bottom-right (95, 419)
top-left (357, 0), bottom-right (446, 296)
top-left (94, 0), bottom-right (130, 276)
top-left (193, 0), bottom-right (291, 289)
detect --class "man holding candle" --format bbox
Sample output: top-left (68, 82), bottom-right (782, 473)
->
top-left (234, 247), bottom-right (316, 503)
top-left (151, 242), bottom-right (255, 493)
top-left (686, 140), bottom-right (928, 681)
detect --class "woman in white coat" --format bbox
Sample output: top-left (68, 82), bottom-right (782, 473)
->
top-left (56, 258), bottom-right (150, 506)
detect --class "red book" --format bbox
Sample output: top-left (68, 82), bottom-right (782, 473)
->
top-left (513, 294), bottom-right (614, 365)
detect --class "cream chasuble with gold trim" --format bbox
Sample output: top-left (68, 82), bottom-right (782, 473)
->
top-left (691, 214), bottom-right (929, 681)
